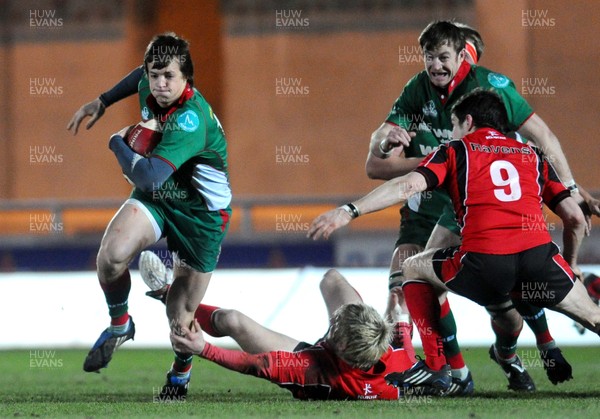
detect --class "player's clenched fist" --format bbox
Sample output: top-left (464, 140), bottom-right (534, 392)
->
top-left (382, 127), bottom-right (415, 153)
top-left (307, 208), bottom-right (352, 240)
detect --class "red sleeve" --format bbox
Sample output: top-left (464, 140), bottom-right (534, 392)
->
top-left (201, 343), bottom-right (275, 380)
top-left (200, 343), bottom-right (311, 385)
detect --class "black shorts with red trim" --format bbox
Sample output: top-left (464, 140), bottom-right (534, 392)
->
top-left (432, 242), bottom-right (575, 307)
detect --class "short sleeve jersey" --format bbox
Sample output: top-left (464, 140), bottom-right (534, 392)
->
top-left (415, 128), bottom-right (570, 254)
top-left (137, 74), bottom-right (231, 211)
top-left (385, 62), bottom-right (534, 219)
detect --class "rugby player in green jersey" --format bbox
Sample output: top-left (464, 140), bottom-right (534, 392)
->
top-left (365, 21), bottom-right (595, 392)
top-left (69, 33), bottom-right (231, 401)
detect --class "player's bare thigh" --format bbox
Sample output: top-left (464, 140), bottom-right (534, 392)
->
top-left (551, 279), bottom-right (600, 333)
top-left (97, 201), bottom-right (158, 282)
top-left (402, 248), bottom-right (450, 295)
top-left (213, 309), bottom-right (300, 353)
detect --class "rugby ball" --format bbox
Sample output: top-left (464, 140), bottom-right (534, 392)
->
top-left (124, 119), bottom-right (162, 156)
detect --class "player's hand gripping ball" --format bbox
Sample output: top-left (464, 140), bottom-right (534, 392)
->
top-left (124, 118), bottom-right (163, 157)
top-left (119, 119), bottom-right (162, 185)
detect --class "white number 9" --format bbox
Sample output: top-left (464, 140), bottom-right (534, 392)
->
top-left (490, 160), bottom-right (521, 202)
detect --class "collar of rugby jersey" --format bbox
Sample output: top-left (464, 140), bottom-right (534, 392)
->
top-left (146, 83), bottom-right (194, 123)
top-left (433, 59), bottom-right (472, 106)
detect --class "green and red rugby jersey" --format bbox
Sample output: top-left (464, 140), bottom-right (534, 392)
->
top-left (384, 61), bottom-right (534, 224)
top-left (137, 74), bottom-right (231, 211)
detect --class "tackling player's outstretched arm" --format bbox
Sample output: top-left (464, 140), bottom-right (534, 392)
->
top-left (308, 171), bottom-right (428, 240)
top-left (67, 67), bottom-right (144, 135)
top-left (171, 320), bottom-right (276, 380)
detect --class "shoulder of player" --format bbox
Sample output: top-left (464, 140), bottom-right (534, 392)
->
top-left (403, 70), bottom-right (430, 92)
top-left (392, 70), bottom-right (430, 112)
top-left (471, 65), bottom-right (517, 89)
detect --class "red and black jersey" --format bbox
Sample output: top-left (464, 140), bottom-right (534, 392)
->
top-left (201, 342), bottom-right (412, 400)
top-left (415, 128), bottom-right (570, 254)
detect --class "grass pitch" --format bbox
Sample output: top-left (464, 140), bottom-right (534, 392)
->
top-left (1, 346), bottom-right (599, 418)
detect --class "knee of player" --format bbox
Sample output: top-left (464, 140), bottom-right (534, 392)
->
top-left (320, 269), bottom-right (345, 292)
top-left (96, 248), bottom-right (128, 277)
top-left (98, 242), bottom-right (134, 268)
top-left (400, 257), bottom-right (418, 278)
top-left (212, 309), bottom-right (243, 335)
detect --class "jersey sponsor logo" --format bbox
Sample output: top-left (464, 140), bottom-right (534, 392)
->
top-left (487, 72), bottom-right (510, 88)
top-left (484, 129), bottom-right (505, 140)
top-left (422, 100), bottom-right (438, 117)
top-left (177, 110), bottom-right (200, 132)
top-left (431, 128), bottom-right (453, 141)
top-left (468, 142), bottom-right (532, 155)
top-left (419, 144), bottom-right (439, 155)
top-left (357, 383), bottom-right (377, 400)
top-left (141, 106), bottom-right (150, 120)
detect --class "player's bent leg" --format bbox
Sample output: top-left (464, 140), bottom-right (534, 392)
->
top-left (213, 309), bottom-right (300, 353)
top-left (486, 304), bottom-right (535, 392)
top-left (400, 251), bottom-right (449, 373)
top-left (403, 248), bottom-right (448, 292)
top-left (389, 244), bottom-right (423, 289)
top-left (84, 202), bottom-right (158, 373)
top-left (387, 245), bottom-right (422, 357)
top-left (97, 202), bottom-right (158, 283)
top-left (161, 266), bottom-right (212, 401)
top-left (551, 280), bottom-right (600, 334)
top-left (512, 300), bottom-right (572, 385)
top-left (404, 248), bottom-right (473, 396)
top-left (167, 268), bottom-right (212, 332)
top-left (319, 269), bottom-right (363, 317)
top-left (385, 289), bottom-right (415, 361)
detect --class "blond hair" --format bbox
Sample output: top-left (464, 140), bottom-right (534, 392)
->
top-left (327, 303), bottom-right (392, 370)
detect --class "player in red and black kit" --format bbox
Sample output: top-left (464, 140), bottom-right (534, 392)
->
top-left (169, 268), bottom-right (422, 400)
top-left (309, 89), bottom-right (600, 391)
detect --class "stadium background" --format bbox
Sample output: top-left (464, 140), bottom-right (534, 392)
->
top-left (1, 0), bottom-right (599, 271)
top-left (0, 0), bottom-right (599, 349)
